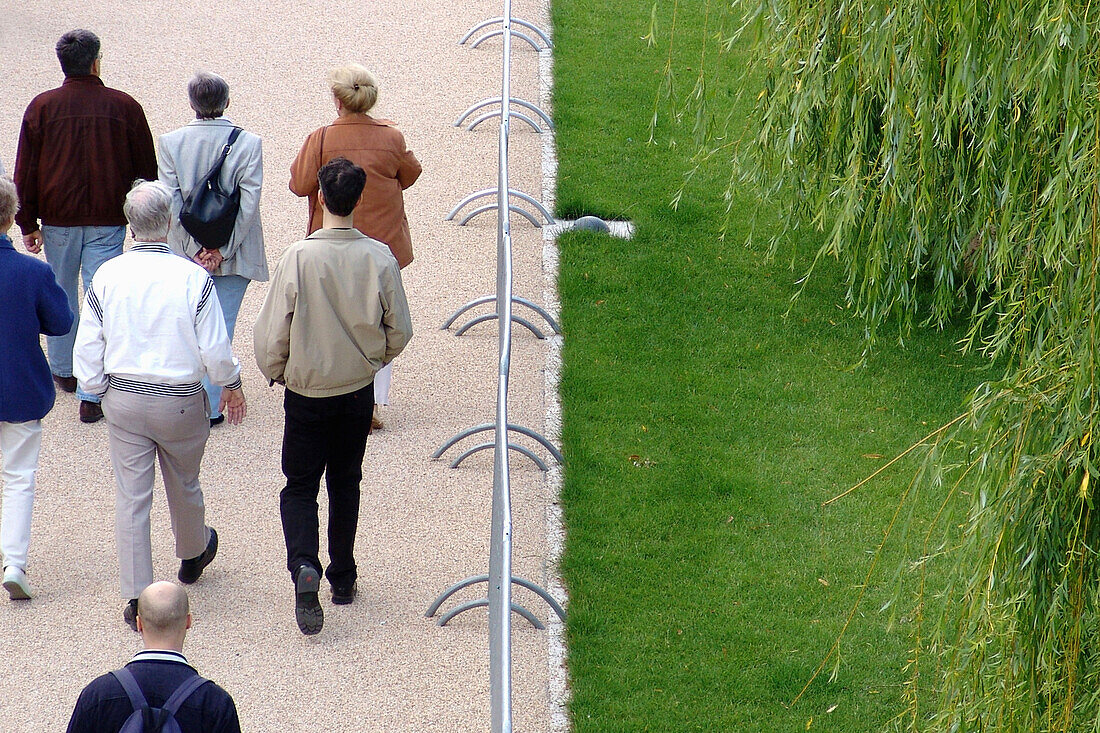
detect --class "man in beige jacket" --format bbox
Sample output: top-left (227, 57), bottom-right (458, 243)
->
top-left (254, 157), bottom-right (411, 635)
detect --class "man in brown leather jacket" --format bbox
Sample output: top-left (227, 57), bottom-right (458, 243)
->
top-left (14, 29), bottom-right (157, 425)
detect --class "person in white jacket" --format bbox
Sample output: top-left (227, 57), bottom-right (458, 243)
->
top-left (74, 180), bottom-right (247, 630)
top-left (158, 71), bottom-right (266, 426)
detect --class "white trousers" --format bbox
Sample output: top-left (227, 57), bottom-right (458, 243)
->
top-left (0, 421), bottom-right (43, 571)
top-left (374, 362), bottom-right (393, 406)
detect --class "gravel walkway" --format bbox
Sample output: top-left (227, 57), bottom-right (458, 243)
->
top-left (1, 1), bottom-right (560, 729)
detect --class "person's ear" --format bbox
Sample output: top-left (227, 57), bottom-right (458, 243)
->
top-left (185, 613), bottom-right (193, 631)
top-left (136, 616), bottom-right (144, 633)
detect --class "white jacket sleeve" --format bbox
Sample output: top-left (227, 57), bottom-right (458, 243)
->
top-left (72, 285), bottom-right (108, 396)
top-left (194, 275), bottom-right (242, 389)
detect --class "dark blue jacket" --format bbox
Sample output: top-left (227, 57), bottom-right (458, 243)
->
top-left (0, 233), bottom-right (73, 421)
top-left (66, 655), bottom-right (241, 733)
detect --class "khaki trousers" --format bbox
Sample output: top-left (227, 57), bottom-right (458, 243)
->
top-left (102, 388), bottom-right (211, 599)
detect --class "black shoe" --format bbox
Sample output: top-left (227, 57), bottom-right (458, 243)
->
top-left (79, 400), bottom-right (104, 423)
top-left (53, 374), bottom-right (77, 393)
top-left (123, 598), bottom-right (139, 632)
top-left (294, 565), bottom-right (323, 635)
top-left (178, 527), bottom-right (218, 584)
top-left (331, 581), bottom-right (358, 605)
top-left (209, 415), bottom-right (225, 427)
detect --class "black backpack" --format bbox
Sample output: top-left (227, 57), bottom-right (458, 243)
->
top-left (179, 127), bottom-right (243, 250)
top-left (110, 667), bottom-right (209, 732)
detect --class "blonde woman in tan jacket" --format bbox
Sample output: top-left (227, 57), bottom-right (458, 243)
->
top-left (290, 65), bottom-right (420, 429)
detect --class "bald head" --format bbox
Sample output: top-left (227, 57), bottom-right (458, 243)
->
top-left (137, 581), bottom-right (190, 636)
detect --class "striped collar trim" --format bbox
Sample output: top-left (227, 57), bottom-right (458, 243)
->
top-left (130, 242), bottom-right (174, 255)
top-left (130, 649), bottom-right (192, 667)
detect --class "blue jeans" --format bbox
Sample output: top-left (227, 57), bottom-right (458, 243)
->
top-left (41, 225), bottom-right (125, 404)
top-left (203, 275), bottom-right (249, 418)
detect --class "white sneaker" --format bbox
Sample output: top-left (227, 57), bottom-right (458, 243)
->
top-left (3, 566), bottom-right (32, 600)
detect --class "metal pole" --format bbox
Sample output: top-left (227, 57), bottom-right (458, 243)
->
top-left (488, 3), bottom-right (515, 731)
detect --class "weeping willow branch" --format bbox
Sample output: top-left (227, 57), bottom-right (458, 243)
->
top-left (656, 0), bottom-right (1100, 729)
top-left (823, 414), bottom-right (967, 507)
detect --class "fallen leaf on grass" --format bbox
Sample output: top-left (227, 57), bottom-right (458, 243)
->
top-left (826, 704), bottom-right (838, 714)
top-left (862, 453), bottom-right (884, 459)
top-left (818, 578), bottom-right (829, 587)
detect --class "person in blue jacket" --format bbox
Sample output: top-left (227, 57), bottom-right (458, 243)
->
top-left (0, 175), bottom-right (73, 600)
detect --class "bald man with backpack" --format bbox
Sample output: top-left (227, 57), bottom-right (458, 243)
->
top-left (66, 582), bottom-right (240, 732)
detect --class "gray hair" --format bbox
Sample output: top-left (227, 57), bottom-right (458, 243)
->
top-left (123, 180), bottom-right (173, 240)
top-left (188, 71), bottom-right (229, 119)
top-left (0, 177), bottom-right (18, 226)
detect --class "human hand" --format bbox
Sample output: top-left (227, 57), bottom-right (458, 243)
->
top-left (194, 249), bottom-right (224, 273)
top-left (192, 253), bottom-right (215, 273)
top-left (23, 230), bottom-right (42, 254)
top-left (203, 249), bottom-right (224, 271)
top-left (218, 387), bottom-right (247, 425)
top-left (218, 387), bottom-right (246, 425)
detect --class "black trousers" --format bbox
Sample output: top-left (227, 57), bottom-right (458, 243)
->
top-left (280, 384), bottom-right (373, 587)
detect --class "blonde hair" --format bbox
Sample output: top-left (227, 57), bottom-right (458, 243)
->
top-left (329, 64), bottom-right (378, 114)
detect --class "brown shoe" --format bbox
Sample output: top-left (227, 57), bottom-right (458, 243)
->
top-left (53, 374), bottom-right (77, 393)
top-left (79, 400), bottom-right (104, 423)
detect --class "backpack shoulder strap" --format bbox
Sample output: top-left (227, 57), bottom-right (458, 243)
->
top-left (162, 673), bottom-right (210, 716)
top-left (226, 126), bottom-right (243, 148)
top-left (109, 668), bottom-right (148, 712)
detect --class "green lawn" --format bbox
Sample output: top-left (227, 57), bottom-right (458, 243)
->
top-left (553, 2), bottom-right (988, 730)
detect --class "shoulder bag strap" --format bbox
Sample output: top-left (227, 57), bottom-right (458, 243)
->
top-left (109, 668), bottom-right (149, 712)
top-left (209, 127), bottom-right (243, 179)
top-left (226, 126), bottom-right (243, 148)
top-left (162, 673), bottom-right (210, 715)
top-left (196, 127), bottom-right (243, 191)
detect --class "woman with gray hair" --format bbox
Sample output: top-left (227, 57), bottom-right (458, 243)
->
top-left (290, 63), bottom-right (421, 429)
top-left (158, 71), bottom-right (267, 426)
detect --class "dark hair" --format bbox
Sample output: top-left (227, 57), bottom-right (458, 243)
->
top-left (318, 157), bottom-right (367, 217)
top-left (56, 30), bottom-right (101, 77)
top-left (188, 72), bottom-right (230, 119)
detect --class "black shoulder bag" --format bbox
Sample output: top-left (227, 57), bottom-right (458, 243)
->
top-left (180, 127), bottom-right (243, 250)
